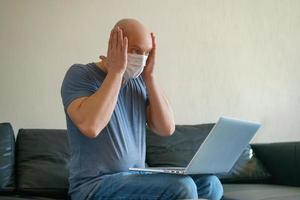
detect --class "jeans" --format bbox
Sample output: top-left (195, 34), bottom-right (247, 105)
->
top-left (91, 171), bottom-right (223, 200)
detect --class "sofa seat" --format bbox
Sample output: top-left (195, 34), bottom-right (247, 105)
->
top-left (0, 196), bottom-right (60, 200)
top-left (223, 184), bottom-right (300, 200)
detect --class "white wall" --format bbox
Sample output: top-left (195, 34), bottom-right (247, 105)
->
top-left (0, 0), bottom-right (299, 143)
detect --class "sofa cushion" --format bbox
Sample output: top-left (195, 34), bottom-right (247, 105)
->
top-left (223, 184), bottom-right (300, 200)
top-left (146, 124), bottom-right (270, 183)
top-left (16, 129), bottom-right (70, 198)
top-left (0, 123), bottom-right (15, 194)
top-left (218, 145), bottom-right (271, 183)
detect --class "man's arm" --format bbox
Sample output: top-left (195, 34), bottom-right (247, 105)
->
top-left (67, 27), bottom-right (128, 138)
top-left (144, 75), bottom-right (175, 136)
top-left (67, 73), bottom-right (123, 138)
top-left (142, 32), bottom-right (175, 136)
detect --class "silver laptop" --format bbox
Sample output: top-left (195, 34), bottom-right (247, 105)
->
top-left (129, 116), bottom-right (261, 175)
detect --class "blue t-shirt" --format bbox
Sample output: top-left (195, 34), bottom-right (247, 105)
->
top-left (61, 63), bottom-right (149, 199)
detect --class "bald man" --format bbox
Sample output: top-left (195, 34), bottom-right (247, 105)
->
top-left (61, 19), bottom-right (223, 200)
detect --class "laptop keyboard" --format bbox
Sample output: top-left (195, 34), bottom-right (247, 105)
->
top-left (157, 167), bottom-right (185, 171)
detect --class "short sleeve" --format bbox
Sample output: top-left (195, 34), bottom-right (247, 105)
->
top-left (61, 64), bottom-right (99, 110)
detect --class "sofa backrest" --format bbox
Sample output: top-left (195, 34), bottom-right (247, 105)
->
top-left (252, 142), bottom-right (300, 187)
top-left (16, 129), bottom-right (70, 198)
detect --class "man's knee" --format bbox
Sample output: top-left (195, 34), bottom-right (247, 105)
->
top-left (169, 176), bottom-right (198, 199)
top-left (201, 175), bottom-right (223, 200)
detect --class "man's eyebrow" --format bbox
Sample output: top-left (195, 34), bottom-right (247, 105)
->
top-left (131, 45), bottom-right (151, 52)
top-left (131, 45), bottom-right (142, 50)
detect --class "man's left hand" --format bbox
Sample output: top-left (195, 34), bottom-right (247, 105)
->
top-left (142, 32), bottom-right (156, 80)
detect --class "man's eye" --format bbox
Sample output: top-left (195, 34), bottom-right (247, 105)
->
top-left (132, 49), bottom-right (139, 54)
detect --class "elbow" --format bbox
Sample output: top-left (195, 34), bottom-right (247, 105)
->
top-left (165, 124), bottom-right (176, 136)
top-left (158, 123), bottom-right (176, 137)
top-left (79, 122), bottom-right (104, 139)
top-left (85, 128), bottom-right (100, 139)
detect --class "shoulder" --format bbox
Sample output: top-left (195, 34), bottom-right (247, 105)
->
top-left (62, 63), bottom-right (103, 87)
top-left (61, 63), bottom-right (98, 93)
top-left (61, 63), bottom-right (98, 109)
top-left (64, 64), bottom-right (91, 80)
top-left (66, 63), bottom-right (106, 84)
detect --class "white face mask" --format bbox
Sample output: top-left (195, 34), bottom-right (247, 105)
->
top-left (123, 53), bottom-right (148, 81)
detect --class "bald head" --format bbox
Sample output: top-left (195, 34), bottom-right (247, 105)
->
top-left (114, 18), bottom-right (152, 55)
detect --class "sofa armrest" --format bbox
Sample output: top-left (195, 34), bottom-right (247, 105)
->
top-left (251, 142), bottom-right (300, 187)
top-left (0, 122), bottom-right (15, 194)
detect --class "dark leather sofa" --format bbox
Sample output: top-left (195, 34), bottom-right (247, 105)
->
top-left (1, 122), bottom-right (300, 200)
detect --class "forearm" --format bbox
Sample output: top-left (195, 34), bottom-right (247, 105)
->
top-left (144, 75), bottom-right (175, 136)
top-left (77, 72), bottom-right (123, 136)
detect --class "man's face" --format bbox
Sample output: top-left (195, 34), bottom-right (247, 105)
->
top-left (127, 33), bottom-right (152, 56)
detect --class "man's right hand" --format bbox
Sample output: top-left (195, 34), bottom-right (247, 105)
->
top-left (99, 26), bottom-right (128, 76)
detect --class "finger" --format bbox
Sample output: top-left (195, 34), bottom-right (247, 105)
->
top-left (151, 32), bottom-right (157, 50)
top-left (116, 26), bottom-right (120, 48)
top-left (118, 28), bottom-right (123, 50)
top-left (112, 27), bottom-right (118, 49)
top-left (149, 33), bottom-right (156, 57)
top-left (108, 29), bottom-right (114, 53)
top-left (123, 37), bottom-right (128, 56)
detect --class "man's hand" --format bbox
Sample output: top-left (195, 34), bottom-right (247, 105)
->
top-left (100, 26), bottom-right (128, 75)
top-left (142, 32), bottom-right (156, 80)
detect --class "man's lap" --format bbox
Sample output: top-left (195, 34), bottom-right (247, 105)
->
top-left (90, 171), bottom-right (223, 200)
